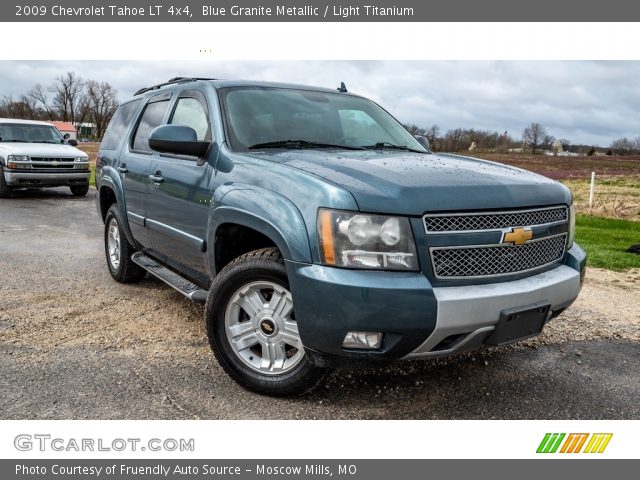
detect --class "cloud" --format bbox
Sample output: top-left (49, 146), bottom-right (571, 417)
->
top-left (1, 60), bottom-right (638, 146)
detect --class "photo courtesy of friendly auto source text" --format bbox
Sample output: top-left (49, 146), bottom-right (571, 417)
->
top-left (0, 0), bottom-right (639, 478)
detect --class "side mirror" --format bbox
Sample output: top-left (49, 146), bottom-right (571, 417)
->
top-left (149, 125), bottom-right (210, 158)
top-left (63, 133), bottom-right (70, 140)
top-left (68, 139), bottom-right (78, 147)
top-left (414, 135), bottom-right (430, 150)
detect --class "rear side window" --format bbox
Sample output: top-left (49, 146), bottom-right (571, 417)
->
top-left (132, 100), bottom-right (169, 153)
top-left (100, 100), bottom-right (140, 150)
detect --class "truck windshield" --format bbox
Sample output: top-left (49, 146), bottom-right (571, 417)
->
top-left (219, 86), bottom-right (428, 153)
top-left (0, 123), bottom-right (65, 144)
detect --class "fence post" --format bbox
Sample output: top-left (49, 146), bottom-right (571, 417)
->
top-left (588, 171), bottom-right (596, 210)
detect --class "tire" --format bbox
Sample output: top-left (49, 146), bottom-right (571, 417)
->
top-left (205, 248), bottom-right (327, 396)
top-left (0, 166), bottom-right (12, 198)
top-left (70, 184), bottom-right (89, 196)
top-left (104, 204), bottom-right (146, 283)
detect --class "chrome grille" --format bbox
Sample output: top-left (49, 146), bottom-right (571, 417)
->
top-left (424, 206), bottom-right (568, 233)
top-left (431, 234), bottom-right (567, 279)
top-left (29, 157), bottom-right (76, 169)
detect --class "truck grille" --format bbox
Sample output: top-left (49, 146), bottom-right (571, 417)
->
top-left (424, 206), bottom-right (568, 232)
top-left (29, 157), bottom-right (76, 169)
top-left (430, 234), bottom-right (567, 279)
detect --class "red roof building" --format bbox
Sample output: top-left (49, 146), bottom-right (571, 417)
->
top-left (48, 121), bottom-right (77, 140)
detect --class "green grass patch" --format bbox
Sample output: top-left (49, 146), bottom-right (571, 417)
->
top-left (90, 163), bottom-right (96, 187)
top-left (576, 215), bottom-right (640, 271)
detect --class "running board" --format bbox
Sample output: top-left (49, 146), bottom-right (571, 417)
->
top-left (131, 252), bottom-right (207, 304)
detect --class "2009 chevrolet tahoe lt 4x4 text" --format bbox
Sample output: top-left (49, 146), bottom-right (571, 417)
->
top-left (95, 77), bottom-right (586, 396)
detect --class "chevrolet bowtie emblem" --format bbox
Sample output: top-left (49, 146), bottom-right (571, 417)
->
top-left (502, 227), bottom-right (533, 246)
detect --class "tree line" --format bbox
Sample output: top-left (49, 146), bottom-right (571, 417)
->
top-left (2, 75), bottom-right (638, 154)
top-left (406, 121), bottom-right (640, 155)
top-left (0, 71), bottom-right (119, 139)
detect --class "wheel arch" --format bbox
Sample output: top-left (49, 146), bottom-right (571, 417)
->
top-left (208, 185), bottom-right (312, 274)
top-left (98, 170), bottom-right (136, 246)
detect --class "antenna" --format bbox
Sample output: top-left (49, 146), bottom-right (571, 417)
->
top-left (337, 82), bottom-right (348, 93)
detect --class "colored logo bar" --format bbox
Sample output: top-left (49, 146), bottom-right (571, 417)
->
top-left (537, 433), bottom-right (612, 453)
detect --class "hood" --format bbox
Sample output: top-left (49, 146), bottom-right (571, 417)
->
top-left (0, 142), bottom-right (87, 159)
top-left (241, 150), bottom-right (571, 215)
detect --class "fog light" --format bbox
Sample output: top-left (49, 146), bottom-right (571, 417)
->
top-left (342, 331), bottom-right (383, 350)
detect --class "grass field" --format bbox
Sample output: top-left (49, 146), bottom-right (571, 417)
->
top-left (472, 153), bottom-right (640, 180)
top-left (564, 175), bottom-right (640, 221)
top-left (576, 215), bottom-right (640, 271)
top-left (470, 153), bottom-right (640, 223)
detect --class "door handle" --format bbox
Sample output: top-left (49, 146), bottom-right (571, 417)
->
top-left (149, 174), bottom-right (165, 184)
top-left (117, 164), bottom-right (128, 173)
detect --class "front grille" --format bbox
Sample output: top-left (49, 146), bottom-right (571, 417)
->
top-left (431, 234), bottom-right (567, 279)
top-left (30, 157), bottom-right (76, 169)
top-left (424, 206), bottom-right (568, 232)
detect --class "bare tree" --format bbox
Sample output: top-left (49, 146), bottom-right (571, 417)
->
top-left (542, 134), bottom-right (555, 151)
top-left (52, 72), bottom-right (85, 124)
top-left (85, 80), bottom-right (119, 138)
top-left (558, 138), bottom-right (572, 151)
top-left (610, 137), bottom-right (639, 155)
top-left (522, 122), bottom-right (548, 154)
top-left (74, 95), bottom-right (92, 137)
top-left (27, 84), bottom-right (56, 120)
top-left (425, 124), bottom-right (440, 150)
top-left (404, 123), bottom-right (426, 135)
top-left (0, 95), bottom-right (40, 119)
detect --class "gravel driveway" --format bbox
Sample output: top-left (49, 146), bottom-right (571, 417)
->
top-left (1, 188), bottom-right (639, 419)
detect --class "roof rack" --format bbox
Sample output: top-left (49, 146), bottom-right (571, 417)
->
top-left (134, 77), bottom-right (216, 96)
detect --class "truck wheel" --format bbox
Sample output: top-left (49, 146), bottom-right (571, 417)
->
top-left (70, 184), bottom-right (89, 197)
top-left (205, 248), bottom-right (327, 396)
top-left (0, 166), bottom-right (12, 198)
top-left (104, 205), bottom-right (146, 283)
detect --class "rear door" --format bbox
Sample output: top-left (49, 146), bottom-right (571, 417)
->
top-left (121, 93), bottom-right (171, 247)
top-left (146, 89), bottom-right (215, 276)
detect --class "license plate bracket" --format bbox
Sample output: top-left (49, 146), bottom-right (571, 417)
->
top-left (485, 302), bottom-right (550, 346)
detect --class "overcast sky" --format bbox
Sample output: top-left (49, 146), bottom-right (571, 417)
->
top-left (1, 60), bottom-right (639, 146)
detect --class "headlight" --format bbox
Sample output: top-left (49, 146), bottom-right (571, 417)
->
top-left (568, 203), bottom-right (576, 248)
top-left (6, 155), bottom-right (31, 169)
top-left (318, 209), bottom-right (419, 271)
top-left (74, 156), bottom-right (89, 169)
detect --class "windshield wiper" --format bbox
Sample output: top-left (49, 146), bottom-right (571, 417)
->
top-left (249, 140), bottom-right (364, 151)
top-left (1, 139), bottom-right (28, 143)
top-left (362, 142), bottom-right (425, 153)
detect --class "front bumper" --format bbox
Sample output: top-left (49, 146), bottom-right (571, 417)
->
top-left (3, 170), bottom-right (90, 187)
top-left (287, 243), bottom-right (586, 368)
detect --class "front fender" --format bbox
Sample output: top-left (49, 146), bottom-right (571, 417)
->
top-left (208, 184), bottom-right (312, 269)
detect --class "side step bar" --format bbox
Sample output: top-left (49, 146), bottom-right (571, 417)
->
top-left (131, 252), bottom-right (208, 304)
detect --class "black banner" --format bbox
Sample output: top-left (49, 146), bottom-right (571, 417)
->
top-left (3, 460), bottom-right (640, 479)
top-left (7, 0), bottom-right (640, 22)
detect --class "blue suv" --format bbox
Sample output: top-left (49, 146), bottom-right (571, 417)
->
top-left (95, 77), bottom-right (586, 395)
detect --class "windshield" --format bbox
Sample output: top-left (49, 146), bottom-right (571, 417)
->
top-left (0, 123), bottom-right (65, 144)
top-left (219, 87), bottom-right (428, 153)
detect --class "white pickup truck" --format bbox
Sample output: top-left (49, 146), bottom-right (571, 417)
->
top-left (0, 118), bottom-right (90, 197)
